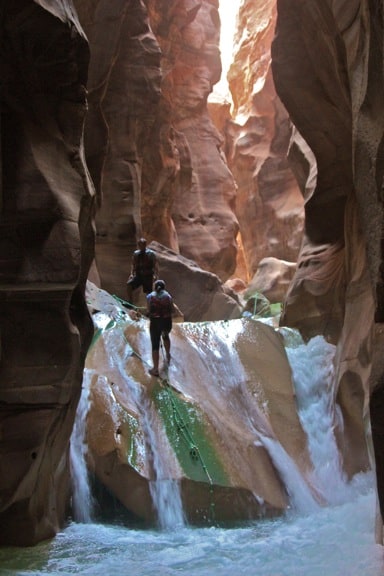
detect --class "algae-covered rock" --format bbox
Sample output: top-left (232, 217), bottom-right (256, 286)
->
top-left (84, 285), bottom-right (317, 524)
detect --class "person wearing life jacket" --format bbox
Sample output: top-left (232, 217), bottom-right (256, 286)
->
top-left (146, 279), bottom-right (182, 376)
top-left (126, 238), bottom-right (159, 303)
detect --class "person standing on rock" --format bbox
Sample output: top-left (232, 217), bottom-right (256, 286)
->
top-left (146, 279), bottom-right (182, 376)
top-left (126, 238), bottom-right (158, 304)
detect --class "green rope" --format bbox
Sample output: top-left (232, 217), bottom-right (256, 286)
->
top-left (112, 293), bottom-right (147, 311)
top-left (253, 294), bottom-right (258, 316)
top-left (101, 311), bottom-right (216, 522)
top-left (159, 343), bottom-right (216, 522)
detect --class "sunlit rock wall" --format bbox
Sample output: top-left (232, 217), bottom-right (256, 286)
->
top-left (144, 0), bottom-right (239, 282)
top-left (0, 1), bottom-right (95, 546)
top-left (73, 0), bottom-right (162, 297)
top-left (74, 0), bottom-right (239, 298)
top-left (272, 0), bottom-right (382, 530)
top-left (225, 0), bottom-right (304, 282)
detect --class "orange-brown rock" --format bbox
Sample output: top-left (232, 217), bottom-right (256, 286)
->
top-left (73, 0), bottom-right (239, 300)
top-left (272, 0), bottom-right (381, 534)
top-left (225, 0), bottom-right (304, 282)
top-left (245, 257), bottom-right (297, 304)
top-left (0, 1), bottom-right (95, 546)
top-left (84, 286), bottom-right (319, 524)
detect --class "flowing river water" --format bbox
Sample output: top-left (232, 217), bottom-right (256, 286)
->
top-left (1, 323), bottom-right (383, 575)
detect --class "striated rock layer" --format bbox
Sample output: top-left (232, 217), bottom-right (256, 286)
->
top-left (73, 0), bottom-right (239, 299)
top-left (225, 0), bottom-right (304, 281)
top-left (0, 1), bottom-right (95, 546)
top-left (272, 0), bottom-right (384, 535)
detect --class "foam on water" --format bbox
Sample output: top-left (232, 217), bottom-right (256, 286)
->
top-left (1, 484), bottom-right (381, 575)
top-left (102, 318), bottom-right (185, 529)
top-left (69, 369), bottom-right (94, 523)
top-left (285, 335), bottom-right (348, 504)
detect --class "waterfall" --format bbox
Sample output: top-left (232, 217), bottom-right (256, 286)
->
top-left (72, 306), bottom-right (362, 528)
top-left (186, 319), bottom-right (321, 513)
top-left (69, 368), bottom-right (94, 523)
top-left (285, 335), bottom-right (348, 504)
top-left (104, 320), bottom-right (186, 529)
top-left (260, 435), bottom-right (320, 515)
top-left (144, 396), bottom-right (186, 530)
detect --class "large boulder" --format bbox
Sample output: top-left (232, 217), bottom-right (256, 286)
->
top-left (134, 242), bottom-right (242, 322)
top-left (245, 257), bottom-right (297, 304)
top-left (84, 285), bottom-right (318, 524)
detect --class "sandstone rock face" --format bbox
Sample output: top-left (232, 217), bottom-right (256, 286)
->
top-left (0, 1), bottom-right (95, 545)
top-left (245, 257), bottom-right (297, 305)
top-left (84, 286), bottom-right (319, 524)
top-left (142, 242), bottom-right (242, 322)
top-left (225, 0), bottom-right (304, 281)
top-left (73, 0), bottom-right (239, 299)
top-left (272, 0), bottom-right (381, 531)
top-left (73, 0), bottom-right (162, 298)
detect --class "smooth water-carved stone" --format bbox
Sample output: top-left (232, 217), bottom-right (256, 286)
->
top-left (0, 1), bottom-right (95, 545)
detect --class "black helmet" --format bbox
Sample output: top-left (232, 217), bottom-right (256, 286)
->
top-left (155, 279), bottom-right (165, 291)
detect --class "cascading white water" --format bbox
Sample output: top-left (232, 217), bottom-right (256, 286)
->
top-left (69, 368), bottom-right (94, 523)
top-left (144, 396), bottom-right (186, 530)
top-left (259, 435), bottom-right (320, 515)
top-left (285, 334), bottom-right (348, 504)
top-left (7, 314), bottom-right (381, 575)
top-left (186, 319), bottom-right (320, 513)
top-left (103, 317), bottom-right (186, 529)
top-left (71, 314), bottom-right (367, 525)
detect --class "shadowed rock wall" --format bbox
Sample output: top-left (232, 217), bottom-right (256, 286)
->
top-left (73, 0), bottom-right (162, 298)
top-left (272, 0), bottom-right (383, 530)
top-left (0, 1), bottom-right (95, 545)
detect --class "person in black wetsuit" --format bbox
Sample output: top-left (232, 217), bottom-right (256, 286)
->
top-left (126, 238), bottom-right (159, 303)
top-left (146, 279), bottom-right (182, 376)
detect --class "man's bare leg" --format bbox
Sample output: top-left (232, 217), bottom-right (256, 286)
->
top-left (149, 350), bottom-right (159, 376)
top-left (162, 333), bottom-right (171, 364)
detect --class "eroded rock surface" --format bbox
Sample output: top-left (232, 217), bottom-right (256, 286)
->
top-left (272, 0), bottom-right (381, 532)
top-left (84, 286), bottom-right (316, 524)
top-left (0, 1), bottom-right (95, 545)
top-left (225, 0), bottom-right (304, 281)
top-left (73, 0), bottom-right (239, 299)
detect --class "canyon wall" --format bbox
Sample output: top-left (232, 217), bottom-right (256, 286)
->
top-left (0, 1), bottom-right (95, 545)
top-left (225, 0), bottom-right (305, 282)
top-left (2, 0), bottom-right (384, 547)
top-left (74, 0), bottom-right (239, 299)
top-left (272, 0), bottom-right (384, 530)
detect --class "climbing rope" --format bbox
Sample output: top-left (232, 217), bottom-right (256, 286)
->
top-left (102, 297), bottom-right (217, 522)
top-left (112, 293), bottom-right (147, 312)
top-left (159, 341), bottom-right (216, 522)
